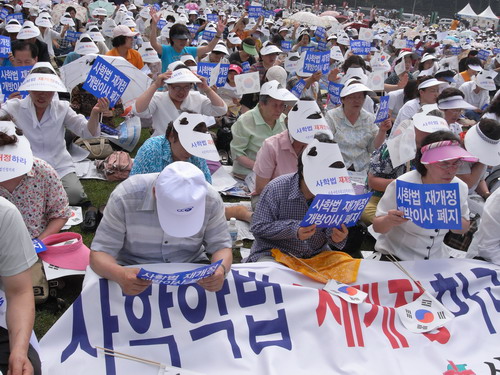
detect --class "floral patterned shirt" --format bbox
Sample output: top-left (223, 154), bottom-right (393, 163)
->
top-left (0, 158), bottom-right (71, 238)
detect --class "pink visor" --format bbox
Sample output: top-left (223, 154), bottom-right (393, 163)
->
top-left (229, 64), bottom-right (243, 74)
top-left (39, 232), bottom-right (90, 271)
top-left (420, 140), bottom-right (478, 164)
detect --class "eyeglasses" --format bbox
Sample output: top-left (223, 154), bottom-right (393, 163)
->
top-left (169, 84), bottom-right (192, 93)
top-left (435, 160), bottom-right (464, 170)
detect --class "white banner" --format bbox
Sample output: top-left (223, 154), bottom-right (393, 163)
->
top-left (40, 260), bottom-right (500, 374)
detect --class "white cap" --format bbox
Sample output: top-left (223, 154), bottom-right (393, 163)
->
top-left (260, 80), bottom-right (298, 103)
top-left (265, 66), bottom-right (287, 88)
top-left (340, 82), bottom-right (372, 97)
top-left (475, 70), bottom-right (498, 91)
top-left (180, 54), bottom-right (197, 65)
top-left (287, 100), bottom-right (333, 144)
top-left (121, 16), bottom-right (136, 28)
top-left (468, 63), bottom-right (483, 72)
top-left (16, 21), bottom-right (40, 39)
top-left (260, 44), bottom-right (282, 55)
top-left (227, 32), bottom-right (242, 45)
top-left (75, 34), bottom-right (99, 55)
top-left (0, 121), bottom-right (34, 183)
top-left (113, 25), bottom-right (138, 38)
top-left (139, 42), bottom-right (161, 63)
top-left (101, 18), bottom-right (117, 38)
top-left (421, 53), bottom-right (438, 63)
top-left (173, 113), bottom-right (219, 162)
top-left (213, 43), bottom-right (229, 55)
top-left (156, 161), bottom-right (207, 237)
top-left (412, 112), bottom-right (449, 133)
top-left (19, 68), bottom-right (67, 92)
top-left (88, 27), bottom-right (105, 42)
top-left (92, 7), bottom-right (108, 17)
top-left (165, 68), bottom-right (201, 84)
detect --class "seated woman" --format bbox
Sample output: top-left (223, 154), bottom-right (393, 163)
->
top-left (0, 63), bottom-right (108, 205)
top-left (373, 131), bottom-right (476, 260)
top-left (130, 112), bottom-right (252, 222)
top-left (133, 64), bottom-right (227, 137)
top-left (247, 137), bottom-right (349, 263)
top-left (0, 121), bottom-right (70, 240)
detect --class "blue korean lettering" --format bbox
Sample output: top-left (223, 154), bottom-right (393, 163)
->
top-left (232, 270), bottom-right (283, 307)
top-left (158, 284), bottom-right (174, 328)
top-left (124, 287), bottom-right (153, 334)
top-left (246, 308), bottom-right (292, 354)
top-left (100, 279), bottom-right (120, 375)
top-left (177, 284), bottom-right (207, 324)
top-left (129, 336), bottom-right (181, 367)
top-left (190, 320), bottom-right (242, 358)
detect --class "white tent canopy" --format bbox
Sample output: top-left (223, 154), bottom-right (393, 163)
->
top-left (477, 6), bottom-right (497, 20)
top-left (457, 3), bottom-right (478, 18)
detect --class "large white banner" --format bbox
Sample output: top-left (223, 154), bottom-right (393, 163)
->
top-left (40, 260), bottom-right (500, 374)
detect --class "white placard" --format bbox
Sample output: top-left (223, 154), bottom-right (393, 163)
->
top-left (234, 71), bottom-right (260, 95)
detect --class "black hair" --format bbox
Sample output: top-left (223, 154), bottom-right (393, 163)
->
top-left (477, 118), bottom-right (500, 140)
top-left (31, 67), bottom-right (55, 74)
top-left (465, 57), bottom-right (482, 69)
top-left (0, 115), bottom-right (21, 147)
top-left (11, 39), bottom-right (38, 59)
top-left (486, 95), bottom-right (500, 117)
top-left (436, 87), bottom-right (465, 102)
top-left (112, 35), bottom-right (127, 48)
top-left (297, 134), bottom-right (336, 181)
top-left (416, 76), bottom-right (434, 98)
top-left (415, 131), bottom-right (460, 176)
top-left (297, 33), bottom-right (310, 44)
top-left (403, 79), bottom-right (418, 103)
top-left (342, 55), bottom-right (367, 73)
top-left (166, 15), bottom-right (176, 23)
top-left (65, 6), bottom-right (76, 13)
top-left (169, 23), bottom-right (190, 41)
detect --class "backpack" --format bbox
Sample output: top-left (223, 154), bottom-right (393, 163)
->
top-left (96, 151), bottom-right (133, 181)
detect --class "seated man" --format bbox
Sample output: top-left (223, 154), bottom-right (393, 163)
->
top-left (90, 162), bottom-right (232, 295)
top-left (0, 197), bottom-right (40, 374)
top-left (248, 138), bottom-right (349, 262)
top-left (230, 80), bottom-right (297, 179)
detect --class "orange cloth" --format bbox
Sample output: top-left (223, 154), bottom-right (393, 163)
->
top-left (106, 48), bottom-right (144, 70)
top-left (450, 19), bottom-right (459, 30)
top-left (460, 70), bottom-right (471, 82)
top-left (271, 249), bottom-right (361, 284)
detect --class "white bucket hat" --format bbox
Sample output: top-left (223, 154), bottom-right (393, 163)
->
top-left (156, 161), bottom-right (207, 238)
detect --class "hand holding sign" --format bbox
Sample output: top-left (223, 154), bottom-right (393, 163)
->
top-left (298, 224), bottom-right (317, 241)
top-left (331, 224), bottom-right (348, 243)
top-left (119, 268), bottom-right (153, 296)
top-left (92, 97), bottom-right (111, 113)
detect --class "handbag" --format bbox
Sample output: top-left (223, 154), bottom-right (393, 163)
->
top-left (95, 151), bottom-right (134, 181)
top-left (75, 138), bottom-right (114, 160)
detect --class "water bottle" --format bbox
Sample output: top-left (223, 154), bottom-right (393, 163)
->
top-left (228, 217), bottom-right (238, 246)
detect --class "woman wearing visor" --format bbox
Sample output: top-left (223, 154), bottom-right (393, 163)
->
top-left (133, 65), bottom-right (227, 137)
top-left (373, 131), bottom-right (476, 261)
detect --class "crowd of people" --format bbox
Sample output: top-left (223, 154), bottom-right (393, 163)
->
top-left (0, 0), bottom-right (499, 372)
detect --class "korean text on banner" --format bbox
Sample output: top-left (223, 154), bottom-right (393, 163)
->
top-left (350, 40), bottom-right (371, 55)
top-left (0, 66), bottom-right (31, 102)
top-left (300, 193), bottom-right (372, 228)
top-left (396, 180), bottom-right (462, 230)
top-left (82, 56), bottom-right (131, 108)
top-left (303, 51), bottom-right (330, 74)
top-left (375, 95), bottom-right (390, 123)
top-left (328, 81), bottom-right (343, 106)
top-left (0, 36), bottom-right (11, 58)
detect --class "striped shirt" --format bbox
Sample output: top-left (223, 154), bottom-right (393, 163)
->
top-left (91, 173), bottom-right (231, 265)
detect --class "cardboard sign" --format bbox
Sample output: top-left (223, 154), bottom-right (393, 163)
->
top-left (32, 238), bottom-right (47, 254)
top-left (396, 180), bottom-right (462, 230)
top-left (197, 62), bottom-right (229, 87)
top-left (406, 40), bottom-right (415, 49)
top-left (323, 279), bottom-right (368, 304)
top-left (187, 24), bottom-right (199, 35)
top-left (370, 52), bottom-right (391, 72)
top-left (202, 30), bottom-right (216, 41)
top-left (137, 260), bottom-right (222, 286)
top-left (350, 40), bottom-right (371, 55)
top-left (248, 5), bottom-right (263, 18)
top-left (493, 48), bottom-right (500, 55)
top-left (477, 49), bottom-right (491, 61)
top-left (6, 12), bottom-right (23, 25)
top-left (281, 41), bottom-right (292, 52)
top-left (0, 8), bottom-right (8, 20)
top-left (374, 95), bottom-right (389, 123)
top-left (450, 46), bottom-right (462, 56)
top-left (0, 66), bottom-right (31, 101)
top-left (358, 27), bottom-right (373, 42)
top-left (328, 81), bottom-right (343, 106)
top-left (394, 58), bottom-right (406, 76)
top-left (300, 193), bottom-right (372, 228)
top-left (234, 71), bottom-right (260, 95)
top-left (65, 30), bottom-right (82, 42)
top-left (156, 19), bottom-right (167, 30)
top-left (0, 36), bottom-right (11, 58)
top-left (367, 70), bottom-right (385, 91)
top-left (314, 27), bottom-right (326, 39)
top-left (82, 56), bottom-right (130, 108)
top-left (316, 41), bottom-right (327, 51)
top-left (302, 51), bottom-right (330, 74)
top-left (241, 61), bottom-right (250, 73)
top-left (396, 291), bottom-right (454, 334)
top-left (207, 13), bottom-right (218, 22)
top-left (290, 79), bottom-right (306, 98)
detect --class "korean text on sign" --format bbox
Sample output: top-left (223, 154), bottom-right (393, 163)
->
top-left (396, 180), bottom-right (462, 230)
top-left (300, 193), bottom-right (372, 228)
top-left (137, 260), bottom-right (222, 286)
top-left (303, 51), bottom-right (330, 74)
top-left (82, 56), bottom-right (130, 108)
top-left (0, 66), bottom-right (31, 102)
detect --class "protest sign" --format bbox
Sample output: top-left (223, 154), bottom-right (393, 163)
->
top-left (477, 49), bottom-right (491, 61)
top-left (302, 51), bottom-right (330, 74)
top-left (0, 66), bottom-right (31, 101)
top-left (207, 13), bottom-right (218, 22)
top-left (248, 5), bottom-right (263, 18)
top-left (301, 46), bottom-right (314, 53)
top-left (156, 19), bottom-right (166, 30)
top-left (234, 71), bottom-right (260, 95)
top-left (374, 95), bottom-right (389, 123)
top-left (415, 48), bottom-right (424, 57)
top-left (406, 40), bottom-right (415, 49)
top-left (82, 56), bottom-right (130, 108)
top-left (450, 46), bottom-right (462, 56)
top-left (0, 8), bottom-right (8, 20)
top-left (367, 70), bottom-right (385, 91)
top-left (328, 81), bottom-right (343, 106)
top-left (0, 36), bottom-right (10, 58)
top-left (281, 41), bottom-right (292, 52)
top-left (197, 62), bottom-right (229, 87)
top-left (202, 30), bottom-right (216, 41)
top-left (6, 12), bottom-right (23, 24)
top-left (392, 39), bottom-right (406, 49)
top-left (32, 239), bottom-right (47, 254)
top-left (241, 61), bottom-right (250, 73)
top-left (300, 193), bottom-right (372, 228)
top-left (152, 3), bottom-right (160, 10)
top-left (370, 52), bottom-right (390, 72)
top-left (41, 259), bottom-right (500, 374)
top-left (358, 28), bottom-right (373, 42)
top-left (394, 58), bottom-right (406, 76)
top-left (137, 260), bottom-right (222, 286)
top-left (317, 41), bottom-right (327, 51)
top-left (264, 10), bottom-right (274, 18)
top-left (65, 30), bottom-right (82, 42)
top-left (314, 27), bottom-right (326, 39)
top-left (290, 79), bottom-right (306, 98)
top-left (350, 40), bottom-right (371, 55)
top-left (108, 116), bottom-right (141, 152)
top-left (187, 24), bottom-right (199, 35)
top-left (396, 180), bottom-right (462, 230)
